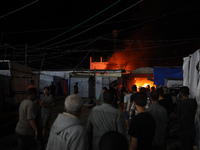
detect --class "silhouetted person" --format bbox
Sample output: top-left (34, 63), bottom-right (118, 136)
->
top-left (27, 80), bottom-right (35, 91)
top-left (99, 131), bottom-right (128, 150)
top-left (177, 86), bottom-right (197, 150)
top-left (96, 87), bottom-right (107, 106)
top-left (120, 83), bottom-right (127, 103)
top-left (39, 86), bottom-right (55, 137)
top-left (50, 82), bottom-right (56, 97)
top-left (129, 85), bottom-right (138, 120)
top-left (110, 83), bottom-right (119, 109)
top-left (87, 90), bottom-right (126, 150)
top-left (163, 87), bottom-right (173, 115)
top-left (74, 82), bottom-right (79, 94)
top-left (151, 86), bottom-right (156, 92)
top-left (15, 88), bottom-right (38, 150)
top-left (129, 92), bottom-right (156, 150)
top-left (157, 88), bottom-right (170, 118)
top-left (147, 91), bottom-right (168, 150)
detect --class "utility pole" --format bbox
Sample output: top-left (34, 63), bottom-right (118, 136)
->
top-left (25, 43), bottom-right (27, 66)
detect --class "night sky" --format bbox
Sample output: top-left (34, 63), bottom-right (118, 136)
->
top-left (0, 0), bottom-right (200, 70)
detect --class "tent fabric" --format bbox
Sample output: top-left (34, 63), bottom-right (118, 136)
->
top-left (182, 49), bottom-right (200, 102)
top-left (131, 67), bottom-right (153, 74)
top-left (188, 50), bottom-right (200, 99)
top-left (182, 49), bottom-right (200, 150)
top-left (153, 67), bottom-right (183, 85)
top-left (183, 56), bottom-right (190, 87)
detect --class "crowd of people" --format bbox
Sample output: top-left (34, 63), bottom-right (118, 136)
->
top-left (16, 81), bottom-right (56, 150)
top-left (15, 80), bottom-right (198, 150)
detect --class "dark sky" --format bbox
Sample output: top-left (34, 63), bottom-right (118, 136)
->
top-left (0, 0), bottom-right (200, 70)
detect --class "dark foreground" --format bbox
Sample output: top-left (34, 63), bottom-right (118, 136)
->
top-left (0, 97), bottom-right (197, 150)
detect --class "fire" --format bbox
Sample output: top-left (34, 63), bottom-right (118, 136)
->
top-left (135, 77), bottom-right (154, 88)
top-left (142, 83), bottom-right (149, 88)
top-left (106, 51), bottom-right (138, 71)
top-left (126, 77), bottom-right (154, 92)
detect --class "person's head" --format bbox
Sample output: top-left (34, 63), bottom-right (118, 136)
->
top-left (103, 90), bottom-right (114, 104)
top-left (179, 86), bottom-right (189, 99)
top-left (123, 90), bottom-right (128, 96)
top-left (163, 87), bottom-right (168, 94)
top-left (102, 87), bottom-right (108, 93)
top-left (150, 91), bottom-right (159, 102)
top-left (27, 88), bottom-right (37, 100)
top-left (76, 82), bottom-right (78, 85)
top-left (30, 80), bottom-right (34, 85)
top-left (139, 87), bottom-right (147, 94)
top-left (157, 87), bottom-right (164, 98)
top-left (64, 94), bottom-right (83, 116)
top-left (146, 84), bottom-right (150, 89)
top-left (99, 131), bottom-right (128, 150)
top-left (114, 83), bottom-right (118, 89)
top-left (151, 86), bottom-right (155, 92)
top-left (133, 92), bottom-right (147, 107)
top-left (132, 85), bottom-right (137, 92)
top-left (51, 82), bottom-right (54, 85)
top-left (44, 86), bottom-right (50, 95)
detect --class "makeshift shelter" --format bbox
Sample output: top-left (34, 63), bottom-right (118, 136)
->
top-left (70, 74), bottom-right (94, 98)
top-left (182, 50), bottom-right (200, 101)
top-left (153, 67), bottom-right (183, 86)
top-left (182, 49), bottom-right (200, 149)
top-left (95, 71), bottom-right (121, 97)
top-left (122, 67), bottom-right (154, 92)
top-left (36, 70), bottom-right (70, 96)
top-left (0, 60), bottom-right (39, 110)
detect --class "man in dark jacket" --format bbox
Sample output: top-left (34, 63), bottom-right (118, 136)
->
top-left (177, 86), bottom-right (197, 150)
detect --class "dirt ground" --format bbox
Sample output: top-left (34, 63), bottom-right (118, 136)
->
top-left (0, 96), bottom-right (197, 150)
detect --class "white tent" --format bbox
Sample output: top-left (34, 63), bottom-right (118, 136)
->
top-left (182, 50), bottom-right (200, 103)
top-left (182, 49), bottom-right (200, 149)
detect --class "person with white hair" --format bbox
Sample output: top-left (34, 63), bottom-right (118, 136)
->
top-left (46, 94), bottom-right (87, 150)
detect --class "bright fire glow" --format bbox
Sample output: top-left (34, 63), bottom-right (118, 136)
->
top-left (142, 83), bottom-right (149, 88)
top-left (135, 78), bottom-right (154, 89)
top-left (127, 77), bottom-right (154, 92)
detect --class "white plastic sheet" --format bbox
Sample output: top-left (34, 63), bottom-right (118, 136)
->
top-left (183, 56), bottom-right (190, 87)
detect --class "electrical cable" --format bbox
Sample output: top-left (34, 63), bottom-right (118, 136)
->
top-left (35, 0), bottom-right (143, 48)
top-left (72, 49), bottom-right (91, 71)
top-left (43, 0), bottom-right (200, 50)
top-left (0, 0), bottom-right (39, 19)
top-left (32, 0), bottom-right (121, 47)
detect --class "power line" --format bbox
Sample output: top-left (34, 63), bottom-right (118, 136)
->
top-left (32, 0), bottom-right (121, 47)
top-left (34, 0), bottom-right (143, 48)
top-left (0, 0), bottom-right (39, 19)
top-left (72, 50), bottom-right (91, 71)
top-left (1, 4), bottom-right (199, 35)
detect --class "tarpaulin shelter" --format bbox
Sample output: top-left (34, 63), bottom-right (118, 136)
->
top-left (153, 67), bottom-right (183, 86)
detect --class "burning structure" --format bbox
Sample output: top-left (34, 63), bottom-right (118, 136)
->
top-left (90, 57), bottom-right (154, 92)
